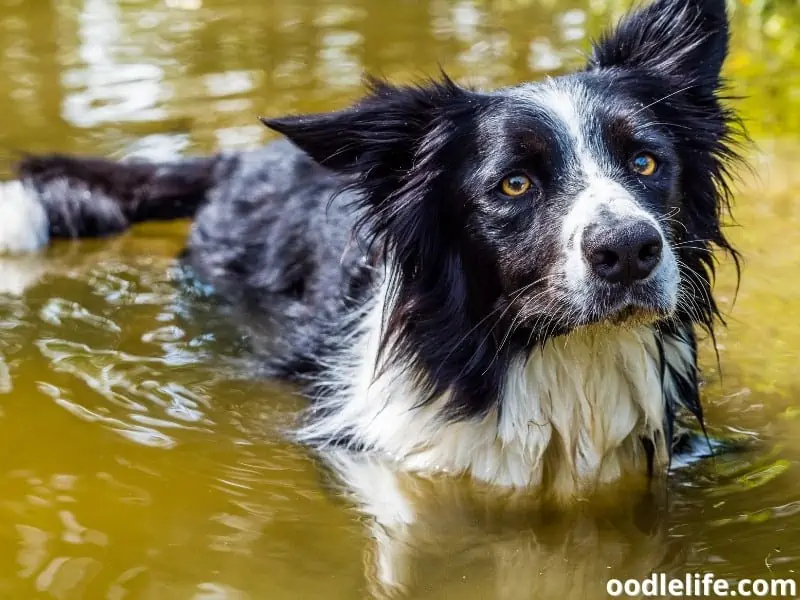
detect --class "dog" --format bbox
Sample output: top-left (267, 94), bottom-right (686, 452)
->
top-left (0, 0), bottom-right (741, 502)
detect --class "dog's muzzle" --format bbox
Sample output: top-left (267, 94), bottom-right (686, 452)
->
top-left (561, 185), bottom-right (679, 323)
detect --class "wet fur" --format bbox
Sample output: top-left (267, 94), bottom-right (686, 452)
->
top-left (1, 0), bottom-right (741, 498)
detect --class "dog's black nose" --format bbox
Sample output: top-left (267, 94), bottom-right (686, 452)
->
top-left (582, 221), bottom-right (663, 285)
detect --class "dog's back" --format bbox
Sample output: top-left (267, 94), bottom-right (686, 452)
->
top-left (4, 139), bottom-right (377, 382)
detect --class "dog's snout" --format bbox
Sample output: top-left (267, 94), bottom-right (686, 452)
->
top-left (582, 220), bottom-right (663, 285)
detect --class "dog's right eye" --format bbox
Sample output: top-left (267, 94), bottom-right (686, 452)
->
top-left (499, 174), bottom-right (533, 198)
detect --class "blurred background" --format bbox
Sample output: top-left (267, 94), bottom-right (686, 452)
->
top-left (1, 0), bottom-right (800, 598)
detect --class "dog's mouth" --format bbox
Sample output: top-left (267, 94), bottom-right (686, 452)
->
top-left (510, 274), bottom-right (678, 341)
top-left (591, 284), bottom-right (676, 327)
top-left (513, 287), bottom-right (675, 343)
top-left (604, 303), bottom-right (665, 326)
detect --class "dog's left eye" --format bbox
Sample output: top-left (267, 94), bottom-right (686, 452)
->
top-left (499, 174), bottom-right (533, 197)
top-left (630, 153), bottom-right (658, 177)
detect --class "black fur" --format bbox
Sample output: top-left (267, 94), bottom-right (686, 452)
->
top-left (19, 153), bottom-right (223, 237)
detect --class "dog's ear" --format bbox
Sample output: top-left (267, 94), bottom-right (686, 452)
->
top-left (588, 0), bottom-right (729, 94)
top-left (261, 76), bottom-right (470, 177)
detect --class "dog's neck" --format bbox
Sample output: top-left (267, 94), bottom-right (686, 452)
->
top-left (302, 272), bottom-right (696, 500)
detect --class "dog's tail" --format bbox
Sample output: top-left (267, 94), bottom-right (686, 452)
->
top-left (0, 152), bottom-right (227, 253)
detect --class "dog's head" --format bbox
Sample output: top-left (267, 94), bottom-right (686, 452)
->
top-left (263, 0), bottom-right (740, 410)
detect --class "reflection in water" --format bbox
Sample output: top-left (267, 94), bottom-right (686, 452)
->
top-left (324, 451), bottom-right (672, 600)
top-left (0, 0), bottom-right (799, 598)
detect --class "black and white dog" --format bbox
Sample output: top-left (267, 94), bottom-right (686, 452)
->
top-left (0, 0), bottom-right (741, 500)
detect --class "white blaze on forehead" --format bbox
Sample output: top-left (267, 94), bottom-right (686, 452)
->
top-left (534, 79), bottom-right (589, 148)
top-left (511, 78), bottom-right (605, 178)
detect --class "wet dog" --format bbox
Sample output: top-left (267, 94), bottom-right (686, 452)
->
top-left (0, 0), bottom-right (741, 500)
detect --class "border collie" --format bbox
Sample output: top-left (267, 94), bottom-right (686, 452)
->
top-left (0, 0), bottom-right (741, 501)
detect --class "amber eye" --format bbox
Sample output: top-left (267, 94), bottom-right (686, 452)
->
top-left (631, 153), bottom-right (658, 176)
top-left (500, 174), bottom-right (533, 197)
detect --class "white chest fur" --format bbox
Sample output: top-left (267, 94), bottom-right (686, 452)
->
top-left (301, 278), bottom-right (693, 499)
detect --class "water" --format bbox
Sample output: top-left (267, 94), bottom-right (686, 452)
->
top-left (0, 0), bottom-right (799, 598)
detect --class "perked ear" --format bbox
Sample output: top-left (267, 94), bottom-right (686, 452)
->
top-left (588, 0), bottom-right (729, 93)
top-left (260, 75), bottom-right (469, 176)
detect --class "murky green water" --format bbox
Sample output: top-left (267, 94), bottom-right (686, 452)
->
top-left (1, 0), bottom-right (800, 598)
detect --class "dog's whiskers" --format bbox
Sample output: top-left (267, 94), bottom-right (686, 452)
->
top-left (633, 85), bottom-right (697, 116)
